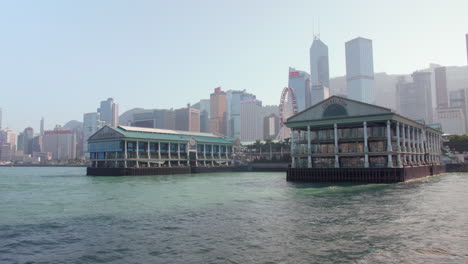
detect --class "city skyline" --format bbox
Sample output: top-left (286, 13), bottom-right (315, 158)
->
top-left (0, 1), bottom-right (467, 131)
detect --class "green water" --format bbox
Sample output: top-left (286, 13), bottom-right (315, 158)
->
top-left (1, 167), bottom-right (467, 263)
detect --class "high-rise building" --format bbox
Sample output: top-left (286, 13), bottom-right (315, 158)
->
top-left (226, 90), bottom-right (256, 138)
top-left (132, 109), bottom-right (176, 130)
top-left (240, 99), bottom-right (263, 141)
top-left (288, 67), bottom-right (311, 111)
top-left (98, 98), bottom-right (119, 127)
top-left (210, 87), bottom-right (227, 136)
top-left (345, 37), bottom-right (375, 104)
top-left (40, 117), bottom-right (45, 136)
top-left (310, 37), bottom-right (330, 105)
top-left (43, 127), bottom-right (77, 160)
top-left (435, 107), bottom-right (466, 135)
top-left (449, 88), bottom-right (468, 131)
top-left (263, 114), bottom-right (280, 140)
top-left (193, 99), bottom-right (211, 133)
top-left (83, 112), bottom-right (105, 154)
top-left (0, 129), bottom-right (17, 150)
top-left (22, 127), bottom-right (34, 155)
top-left (0, 128), bottom-right (17, 162)
top-left (396, 72), bottom-right (433, 123)
top-left (0, 108), bottom-right (2, 130)
top-left (435, 67), bottom-right (449, 108)
top-left (466, 34), bottom-right (468, 64)
top-left (175, 104), bottom-right (200, 132)
top-left (32, 135), bottom-right (43, 153)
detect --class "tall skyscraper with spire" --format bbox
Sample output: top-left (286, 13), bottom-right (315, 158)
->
top-left (309, 35), bottom-right (330, 105)
top-left (345, 37), bottom-right (375, 104)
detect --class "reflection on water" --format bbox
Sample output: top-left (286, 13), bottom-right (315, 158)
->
top-left (0, 167), bottom-right (467, 263)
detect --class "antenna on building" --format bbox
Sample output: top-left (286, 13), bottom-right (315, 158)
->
top-left (317, 17), bottom-right (321, 40)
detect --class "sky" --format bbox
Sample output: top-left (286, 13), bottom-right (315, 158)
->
top-left (1, 0), bottom-right (467, 132)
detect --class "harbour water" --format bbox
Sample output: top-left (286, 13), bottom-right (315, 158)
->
top-left (1, 167), bottom-right (467, 263)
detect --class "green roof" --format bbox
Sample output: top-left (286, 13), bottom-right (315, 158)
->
top-left (99, 126), bottom-right (234, 144)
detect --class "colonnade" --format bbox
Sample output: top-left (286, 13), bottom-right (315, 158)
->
top-left (290, 120), bottom-right (442, 169)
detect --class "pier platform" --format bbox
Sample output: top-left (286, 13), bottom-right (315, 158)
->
top-left (286, 165), bottom-right (446, 183)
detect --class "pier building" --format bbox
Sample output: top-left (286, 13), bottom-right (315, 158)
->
top-left (87, 125), bottom-right (235, 176)
top-left (285, 96), bottom-right (445, 182)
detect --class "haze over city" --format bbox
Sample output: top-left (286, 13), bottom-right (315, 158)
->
top-left (1, 0), bottom-right (467, 132)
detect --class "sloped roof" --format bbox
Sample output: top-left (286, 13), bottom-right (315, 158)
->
top-left (89, 125), bottom-right (234, 144)
top-left (286, 96), bottom-right (393, 124)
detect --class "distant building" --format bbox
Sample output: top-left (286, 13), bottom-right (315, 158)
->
top-left (83, 112), bottom-right (105, 154)
top-left (449, 88), bottom-right (468, 132)
top-left (226, 90), bottom-right (256, 138)
top-left (0, 143), bottom-right (14, 161)
top-left (435, 107), bottom-right (466, 135)
top-left (0, 108), bottom-right (2, 130)
top-left (40, 117), bottom-right (45, 136)
top-left (466, 34), bottom-right (468, 64)
top-left (345, 37), bottom-right (375, 104)
top-left (435, 67), bottom-right (449, 108)
top-left (32, 135), bottom-right (43, 153)
top-left (288, 67), bottom-right (311, 111)
top-left (263, 114), bottom-right (280, 140)
top-left (310, 37), bottom-right (330, 105)
top-left (240, 99), bottom-right (263, 141)
top-left (210, 87), bottom-right (227, 136)
top-left (396, 72), bottom-right (433, 123)
top-left (43, 128), bottom-right (76, 160)
top-left (132, 109), bottom-right (175, 130)
top-left (175, 104), bottom-right (200, 132)
top-left (193, 99), bottom-right (211, 133)
top-left (22, 127), bottom-right (34, 155)
top-left (199, 110), bottom-right (210, 133)
top-left (98, 98), bottom-right (119, 127)
top-left (0, 129), bottom-right (17, 151)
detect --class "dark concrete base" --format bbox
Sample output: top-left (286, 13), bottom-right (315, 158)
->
top-left (286, 165), bottom-right (446, 183)
top-left (446, 164), bottom-right (468, 172)
top-left (87, 167), bottom-right (191, 176)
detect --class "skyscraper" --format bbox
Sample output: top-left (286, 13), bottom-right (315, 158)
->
top-left (345, 37), bottom-right (375, 104)
top-left (310, 36), bottom-right (330, 105)
top-left (466, 34), bottom-right (468, 64)
top-left (210, 87), bottom-right (227, 136)
top-left (83, 112), bottom-right (105, 154)
top-left (0, 108), bottom-right (2, 130)
top-left (175, 104), bottom-right (200, 132)
top-left (40, 117), bottom-right (45, 136)
top-left (240, 99), bottom-right (263, 141)
top-left (288, 67), bottom-right (311, 111)
top-left (396, 72), bottom-right (433, 123)
top-left (23, 127), bottom-right (34, 155)
top-left (98, 98), bottom-right (119, 127)
top-left (435, 67), bottom-right (449, 108)
top-left (226, 90), bottom-right (256, 138)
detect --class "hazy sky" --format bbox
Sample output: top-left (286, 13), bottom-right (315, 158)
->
top-left (1, 0), bottom-right (467, 132)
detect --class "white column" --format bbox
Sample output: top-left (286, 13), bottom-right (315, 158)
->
top-left (168, 143), bottom-right (171, 167)
top-left (307, 125), bottom-right (312, 168)
top-left (363, 121), bottom-right (369, 168)
top-left (218, 144), bottom-right (222, 160)
top-left (387, 120), bottom-right (393, 168)
top-left (396, 122), bottom-right (401, 167)
top-left (177, 143), bottom-right (181, 166)
top-left (124, 140), bottom-right (128, 168)
top-left (135, 140), bottom-right (140, 168)
top-left (291, 129), bottom-right (296, 168)
top-left (415, 129), bottom-right (420, 165)
top-left (334, 124), bottom-right (339, 168)
top-left (147, 141), bottom-right (151, 167)
top-left (402, 124), bottom-right (406, 166)
top-left (211, 144), bottom-right (214, 166)
top-left (422, 130), bottom-right (426, 164)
